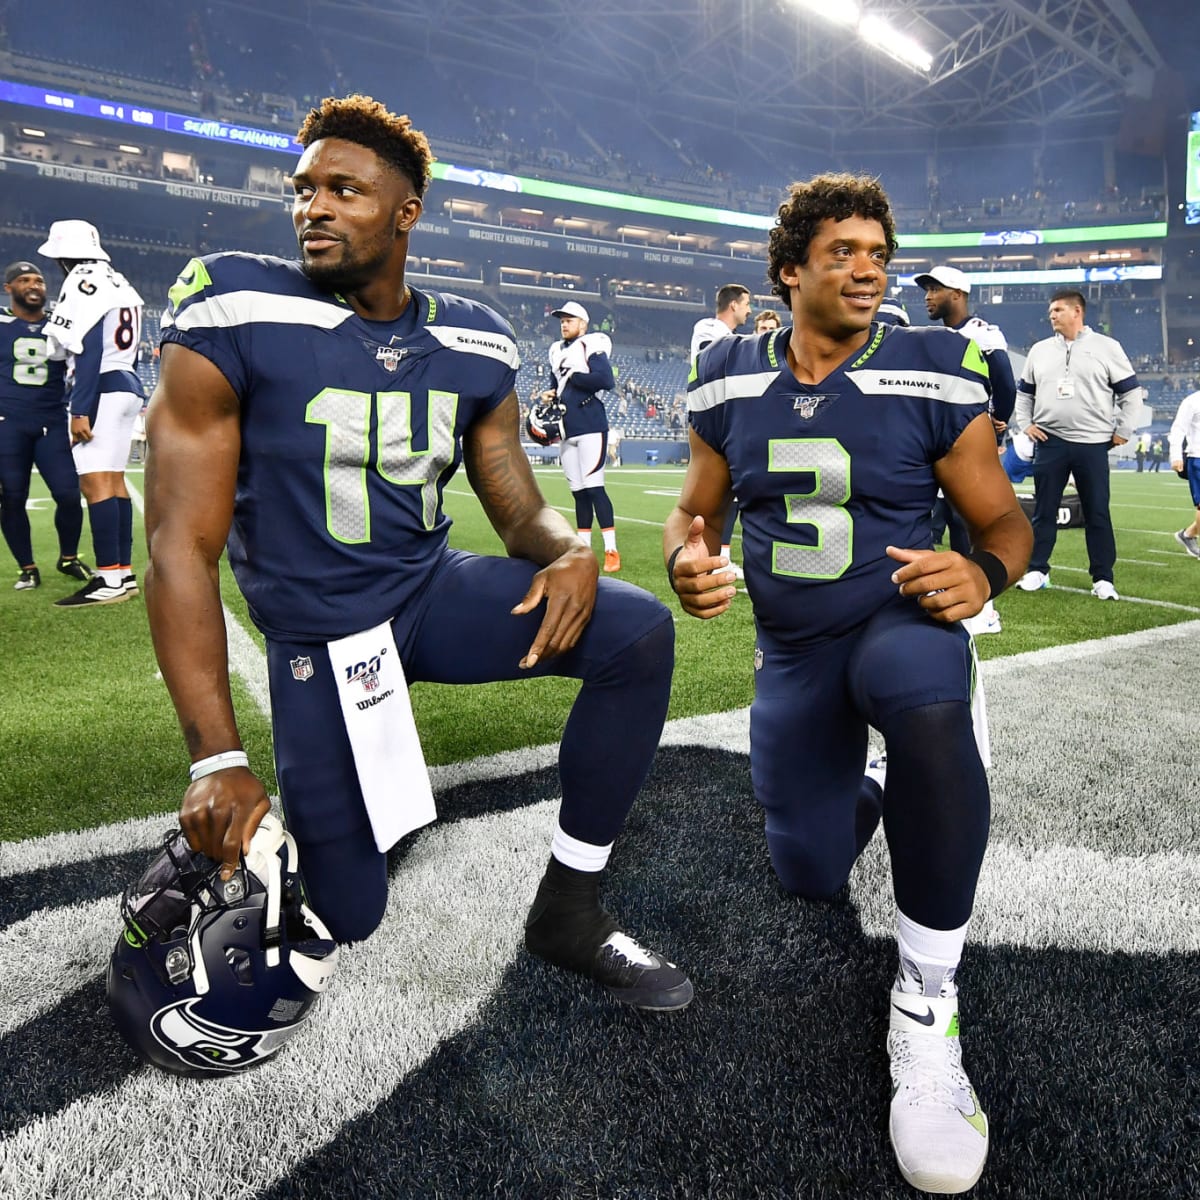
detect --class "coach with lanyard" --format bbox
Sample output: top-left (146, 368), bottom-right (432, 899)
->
top-left (1014, 288), bottom-right (1142, 601)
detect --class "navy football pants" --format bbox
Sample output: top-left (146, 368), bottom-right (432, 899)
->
top-left (265, 549), bottom-right (674, 942)
top-left (0, 410), bottom-right (82, 567)
top-left (751, 599), bottom-right (989, 930)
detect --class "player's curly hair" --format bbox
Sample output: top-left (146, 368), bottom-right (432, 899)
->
top-left (297, 94), bottom-right (434, 197)
top-left (766, 173), bottom-right (898, 306)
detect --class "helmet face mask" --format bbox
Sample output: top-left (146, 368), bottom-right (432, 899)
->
top-left (108, 816), bottom-right (338, 1075)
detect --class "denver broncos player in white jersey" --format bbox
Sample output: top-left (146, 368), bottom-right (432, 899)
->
top-left (144, 95), bottom-right (691, 1021)
top-left (664, 174), bottom-right (1031, 1195)
top-left (40, 220), bottom-right (145, 607)
top-left (544, 300), bottom-right (620, 571)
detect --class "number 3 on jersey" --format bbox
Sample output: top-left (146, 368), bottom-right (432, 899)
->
top-left (306, 388), bottom-right (459, 543)
top-left (768, 438), bottom-right (852, 579)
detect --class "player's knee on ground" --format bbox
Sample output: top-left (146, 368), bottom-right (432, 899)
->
top-left (766, 825), bottom-right (856, 900)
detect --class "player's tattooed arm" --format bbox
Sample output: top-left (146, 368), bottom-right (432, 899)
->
top-left (145, 342), bottom-right (270, 875)
top-left (464, 391), bottom-right (598, 667)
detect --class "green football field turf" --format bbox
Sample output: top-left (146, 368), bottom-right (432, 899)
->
top-left (1, 462), bottom-right (1196, 844)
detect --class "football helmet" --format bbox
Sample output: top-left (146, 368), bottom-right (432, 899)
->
top-left (107, 814), bottom-right (338, 1075)
top-left (526, 400), bottom-right (566, 445)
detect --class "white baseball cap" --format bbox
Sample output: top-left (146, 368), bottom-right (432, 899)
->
top-left (914, 265), bottom-right (970, 293)
top-left (38, 219), bottom-right (111, 263)
top-left (551, 301), bottom-right (589, 322)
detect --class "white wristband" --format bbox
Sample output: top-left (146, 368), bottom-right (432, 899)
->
top-left (189, 750), bottom-right (250, 782)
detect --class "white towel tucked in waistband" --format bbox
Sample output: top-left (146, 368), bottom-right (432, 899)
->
top-left (327, 620), bottom-right (435, 852)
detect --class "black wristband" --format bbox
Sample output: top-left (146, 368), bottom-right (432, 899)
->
top-left (666, 545), bottom-right (685, 594)
top-left (967, 549), bottom-right (1008, 599)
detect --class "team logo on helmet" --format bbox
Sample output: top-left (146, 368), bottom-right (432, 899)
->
top-left (149, 998), bottom-right (294, 1072)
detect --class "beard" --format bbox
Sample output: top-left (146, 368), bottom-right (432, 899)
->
top-left (298, 235), bottom-right (391, 294)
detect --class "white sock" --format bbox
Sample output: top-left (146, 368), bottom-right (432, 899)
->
top-left (550, 824), bottom-right (613, 872)
top-left (720, 544), bottom-right (732, 559)
top-left (100, 569), bottom-right (124, 587)
top-left (577, 529), bottom-right (591, 547)
top-left (601, 527), bottom-right (617, 553)
top-left (896, 910), bottom-right (968, 998)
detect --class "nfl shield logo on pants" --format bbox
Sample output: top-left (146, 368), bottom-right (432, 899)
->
top-left (290, 656), bottom-right (314, 682)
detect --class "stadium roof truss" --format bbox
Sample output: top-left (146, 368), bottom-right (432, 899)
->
top-left (257, 1), bottom-right (1167, 148)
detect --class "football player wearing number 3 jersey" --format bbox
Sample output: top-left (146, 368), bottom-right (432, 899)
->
top-left (665, 174), bottom-right (1031, 1195)
top-left (143, 95), bottom-right (690, 1019)
top-left (40, 220), bottom-right (145, 606)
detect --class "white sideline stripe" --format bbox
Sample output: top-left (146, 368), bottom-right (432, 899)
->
top-left (1048, 561), bottom-right (1164, 572)
top-left (0, 803), bottom-right (559, 1200)
top-left (852, 841), bottom-right (1200, 954)
top-left (1041, 585), bottom-right (1200, 613)
top-left (126, 479), bottom-right (272, 721)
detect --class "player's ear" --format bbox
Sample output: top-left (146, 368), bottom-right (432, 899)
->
top-left (396, 194), bottom-right (423, 235)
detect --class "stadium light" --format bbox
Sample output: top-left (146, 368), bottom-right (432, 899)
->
top-left (858, 14), bottom-right (933, 73)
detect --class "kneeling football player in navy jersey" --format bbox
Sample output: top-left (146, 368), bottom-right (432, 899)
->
top-left (664, 173), bottom-right (1032, 1194)
top-left (144, 95), bottom-right (691, 1016)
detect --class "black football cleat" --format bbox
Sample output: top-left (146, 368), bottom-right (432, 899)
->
top-left (525, 895), bottom-right (693, 1012)
top-left (56, 556), bottom-right (94, 581)
top-left (53, 577), bottom-right (132, 608)
top-left (585, 929), bottom-right (694, 1012)
top-left (123, 573), bottom-right (139, 594)
top-left (14, 567), bottom-right (41, 590)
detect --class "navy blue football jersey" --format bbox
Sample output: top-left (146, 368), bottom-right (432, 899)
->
top-left (689, 323), bottom-right (989, 645)
top-left (0, 308), bottom-right (68, 419)
top-left (161, 253), bottom-right (520, 641)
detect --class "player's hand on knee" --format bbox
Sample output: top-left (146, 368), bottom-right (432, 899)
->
top-left (886, 545), bottom-right (988, 624)
top-left (512, 544), bottom-right (598, 668)
top-left (672, 514), bottom-right (737, 620)
top-left (180, 769), bottom-right (272, 881)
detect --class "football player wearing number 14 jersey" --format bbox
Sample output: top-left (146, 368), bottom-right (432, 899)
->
top-left (143, 95), bottom-right (690, 1020)
top-left (665, 174), bottom-right (1031, 1195)
top-left (39, 220), bottom-right (145, 606)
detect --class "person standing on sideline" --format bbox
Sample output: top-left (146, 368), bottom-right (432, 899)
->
top-left (1013, 289), bottom-right (1142, 600)
top-left (752, 309), bottom-right (781, 335)
top-left (146, 94), bottom-right (689, 1011)
top-left (665, 172), bottom-right (1031, 1195)
top-left (545, 301), bottom-right (621, 572)
top-left (916, 265), bottom-right (1017, 635)
top-left (40, 220), bottom-right (145, 607)
top-left (1151, 435), bottom-right (1166, 472)
top-left (0, 260), bottom-right (92, 590)
top-left (1135, 432), bottom-right (1149, 472)
top-left (690, 284), bottom-right (752, 576)
top-left (1169, 389), bottom-right (1200, 559)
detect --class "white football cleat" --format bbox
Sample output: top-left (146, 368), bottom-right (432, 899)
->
top-left (1091, 580), bottom-right (1119, 601)
top-left (1015, 570), bottom-right (1049, 591)
top-left (961, 601), bottom-right (1001, 636)
top-left (888, 988), bottom-right (989, 1195)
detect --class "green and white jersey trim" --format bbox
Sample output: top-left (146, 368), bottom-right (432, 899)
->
top-left (844, 370), bottom-right (988, 406)
top-left (171, 290), bottom-right (354, 333)
top-left (688, 370), bottom-right (779, 413)
top-left (426, 325), bottom-right (520, 368)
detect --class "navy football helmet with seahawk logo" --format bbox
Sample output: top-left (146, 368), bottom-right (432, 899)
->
top-left (107, 814), bottom-right (338, 1075)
